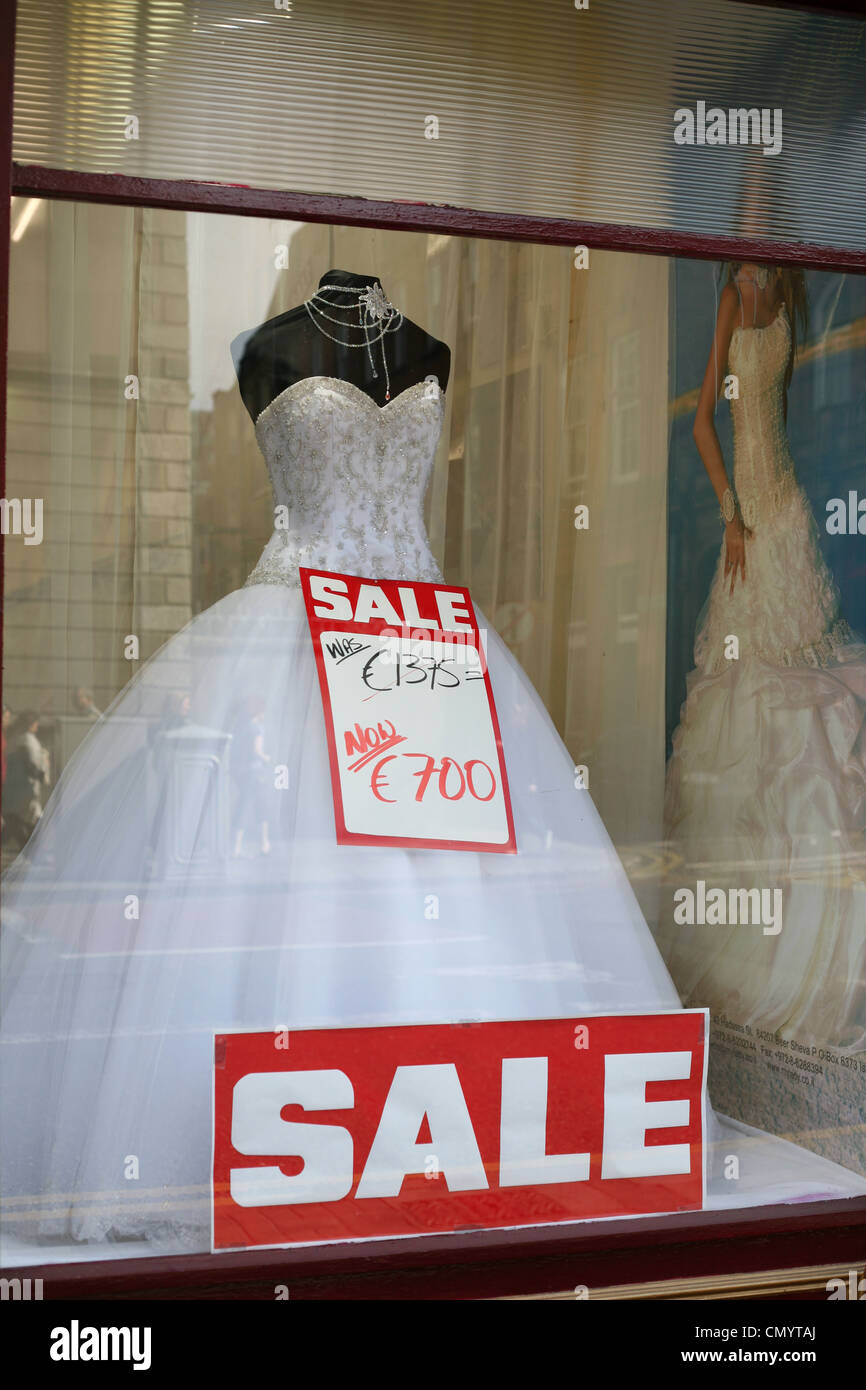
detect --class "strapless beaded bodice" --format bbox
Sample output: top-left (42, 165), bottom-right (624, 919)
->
top-left (245, 376), bottom-right (446, 589)
top-left (728, 305), bottom-right (797, 530)
top-left (693, 302), bottom-right (852, 675)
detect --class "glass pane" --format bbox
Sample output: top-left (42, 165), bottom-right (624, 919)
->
top-left (1, 204), bottom-right (864, 1266)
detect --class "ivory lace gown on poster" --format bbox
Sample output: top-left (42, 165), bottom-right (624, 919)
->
top-left (1, 374), bottom-right (863, 1259)
top-left (659, 306), bottom-right (866, 1051)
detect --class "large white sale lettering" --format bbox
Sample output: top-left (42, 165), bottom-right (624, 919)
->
top-left (229, 1049), bottom-right (694, 1206)
top-left (212, 1014), bottom-right (706, 1248)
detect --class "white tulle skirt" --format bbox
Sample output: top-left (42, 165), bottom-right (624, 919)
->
top-left (2, 582), bottom-right (864, 1258)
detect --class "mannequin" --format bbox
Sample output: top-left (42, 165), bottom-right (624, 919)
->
top-left (232, 268), bottom-right (451, 420)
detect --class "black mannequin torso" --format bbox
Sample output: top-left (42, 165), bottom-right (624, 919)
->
top-left (232, 269), bottom-right (451, 421)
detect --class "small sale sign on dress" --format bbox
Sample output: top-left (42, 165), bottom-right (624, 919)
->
top-left (300, 568), bottom-right (516, 852)
top-left (211, 1011), bottom-right (707, 1252)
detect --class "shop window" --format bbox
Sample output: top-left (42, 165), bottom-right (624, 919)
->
top-left (2, 206), bottom-right (865, 1278)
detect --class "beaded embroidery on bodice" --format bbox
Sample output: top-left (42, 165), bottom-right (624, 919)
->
top-left (245, 376), bottom-right (446, 589)
top-left (728, 304), bottom-right (797, 529)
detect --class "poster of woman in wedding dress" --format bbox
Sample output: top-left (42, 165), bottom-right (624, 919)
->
top-left (658, 260), bottom-right (866, 1174)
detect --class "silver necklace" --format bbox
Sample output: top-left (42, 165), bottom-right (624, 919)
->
top-left (735, 266), bottom-right (777, 327)
top-left (304, 282), bottom-right (403, 400)
top-left (736, 266), bottom-right (772, 290)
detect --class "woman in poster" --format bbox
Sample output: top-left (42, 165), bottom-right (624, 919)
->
top-left (660, 262), bottom-right (866, 1052)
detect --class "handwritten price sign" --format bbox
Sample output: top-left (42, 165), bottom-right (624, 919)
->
top-left (300, 568), bottom-right (516, 852)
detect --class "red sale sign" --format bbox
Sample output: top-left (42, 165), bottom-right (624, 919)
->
top-left (300, 568), bottom-right (516, 852)
top-left (211, 1012), bottom-right (707, 1252)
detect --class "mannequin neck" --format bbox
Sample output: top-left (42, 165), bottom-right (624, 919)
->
top-left (314, 268), bottom-right (387, 307)
top-left (319, 268), bottom-right (381, 288)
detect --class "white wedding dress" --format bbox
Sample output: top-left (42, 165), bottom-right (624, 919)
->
top-left (2, 373), bottom-right (864, 1262)
top-left (659, 304), bottom-right (866, 1052)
